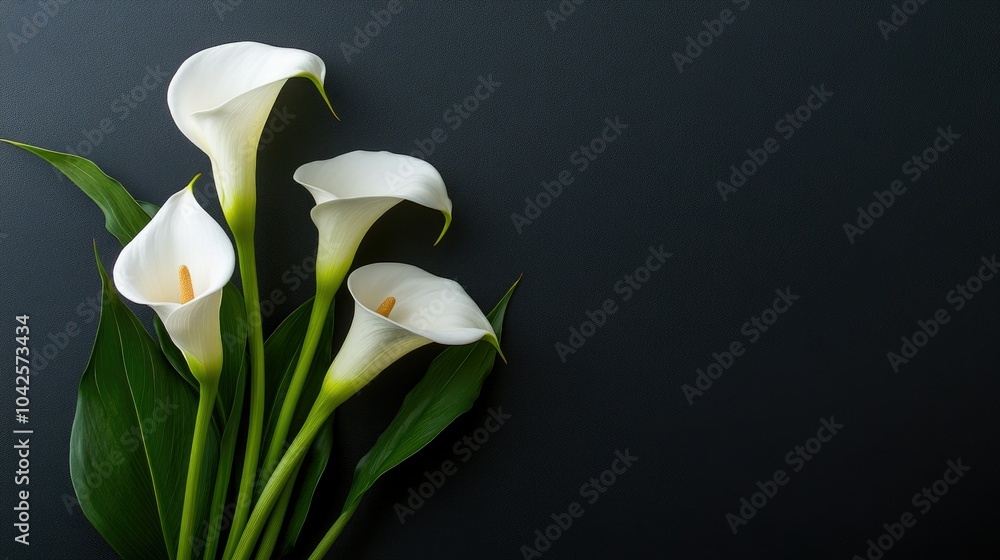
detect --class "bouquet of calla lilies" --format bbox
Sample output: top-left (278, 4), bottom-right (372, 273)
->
top-left (4, 42), bottom-right (516, 560)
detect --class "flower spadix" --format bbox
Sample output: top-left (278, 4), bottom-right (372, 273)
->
top-left (319, 263), bottom-right (498, 405)
top-left (167, 41), bottom-right (333, 232)
top-left (294, 151), bottom-right (452, 290)
top-left (113, 181), bottom-right (235, 381)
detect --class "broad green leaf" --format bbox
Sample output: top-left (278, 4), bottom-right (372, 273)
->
top-left (2, 140), bottom-right (150, 245)
top-left (277, 417), bottom-right (335, 556)
top-left (341, 278), bottom-right (519, 514)
top-left (70, 248), bottom-right (219, 560)
top-left (257, 297), bottom-right (337, 551)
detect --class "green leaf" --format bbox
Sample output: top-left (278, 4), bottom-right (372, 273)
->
top-left (2, 140), bottom-right (151, 245)
top-left (70, 248), bottom-right (219, 560)
top-left (257, 297), bottom-right (337, 551)
top-left (340, 278), bottom-right (519, 514)
top-left (277, 418), bottom-right (335, 556)
top-left (138, 200), bottom-right (160, 218)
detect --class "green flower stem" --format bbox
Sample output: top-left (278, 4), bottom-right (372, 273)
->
top-left (307, 502), bottom-right (358, 560)
top-left (253, 472), bottom-right (298, 560)
top-left (224, 234), bottom-right (268, 560)
top-left (201, 416), bottom-right (238, 560)
top-left (261, 289), bottom-right (334, 483)
top-left (253, 273), bottom-right (340, 559)
top-left (232, 398), bottom-right (338, 560)
top-left (177, 380), bottom-right (218, 560)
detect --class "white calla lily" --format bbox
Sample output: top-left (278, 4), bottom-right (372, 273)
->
top-left (234, 262), bottom-right (499, 558)
top-left (322, 262), bottom-right (497, 400)
top-left (167, 41), bottom-right (333, 232)
top-left (113, 180), bottom-right (235, 380)
top-left (294, 151), bottom-right (453, 289)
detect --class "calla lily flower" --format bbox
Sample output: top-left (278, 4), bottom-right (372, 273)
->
top-left (321, 262), bottom-right (498, 401)
top-left (113, 182), bottom-right (235, 381)
top-left (294, 151), bottom-right (453, 289)
top-left (233, 262), bottom-right (499, 558)
top-left (167, 41), bottom-right (333, 232)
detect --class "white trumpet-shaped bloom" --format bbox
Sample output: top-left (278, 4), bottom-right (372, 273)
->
top-left (113, 184), bottom-right (235, 380)
top-left (167, 41), bottom-right (332, 231)
top-left (294, 151), bottom-right (452, 288)
top-left (322, 263), bottom-right (497, 401)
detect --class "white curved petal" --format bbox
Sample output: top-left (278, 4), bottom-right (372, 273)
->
top-left (324, 263), bottom-right (497, 396)
top-left (294, 151), bottom-right (450, 208)
top-left (113, 183), bottom-right (235, 378)
top-left (167, 41), bottom-right (330, 219)
top-left (164, 290), bottom-right (225, 375)
top-left (323, 305), bottom-right (432, 394)
top-left (348, 263), bottom-right (495, 344)
top-left (168, 41), bottom-right (328, 156)
top-left (295, 151), bottom-right (453, 265)
top-left (309, 197), bottom-right (400, 285)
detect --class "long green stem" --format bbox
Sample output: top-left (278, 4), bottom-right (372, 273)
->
top-left (233, 401), bottom-right (335, 560)
top-left (224, 235), bottom-right (267, 560)
top-left (261, 291), bottom-right (333, 484)
top-left (253, 280), bottom-right (336, 558)
top-left (177, 382), bottom-right (218, 560)
top-left (307, 502), bottom-right (358, 560)
top-left (253, 473), bottom-right (298, 560)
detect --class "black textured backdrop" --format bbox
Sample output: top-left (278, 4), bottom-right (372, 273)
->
top-left (1, 1), bottom-right (999, 559)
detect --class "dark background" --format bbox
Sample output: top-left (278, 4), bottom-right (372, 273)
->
top-left (2, 1), bottom-right (998, 559)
